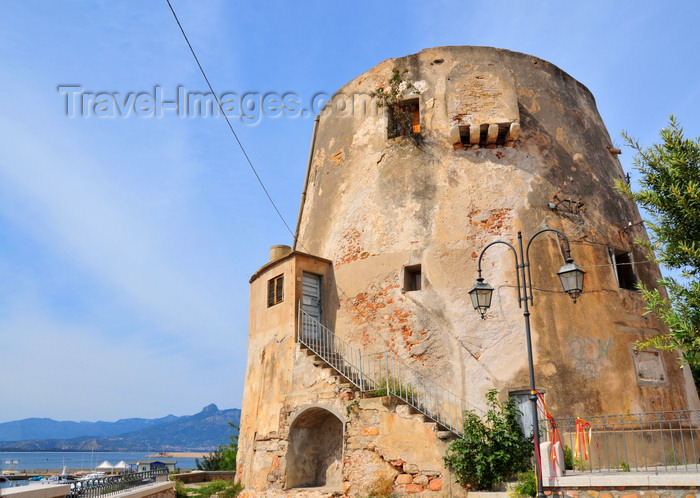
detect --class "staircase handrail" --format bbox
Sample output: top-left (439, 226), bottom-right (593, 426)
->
top-left (298, 304), bottom-right (472, 437)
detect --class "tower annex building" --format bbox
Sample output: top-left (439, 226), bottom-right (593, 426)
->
top-left (236, 47), bottom-right (700, 497)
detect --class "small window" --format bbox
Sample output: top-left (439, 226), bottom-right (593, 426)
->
top-left (388, 98), bottom-right (420, 139)
top-left (404, 265), bottom-right (422, 292)
top-left (267, 274), bottom-right (284, 306)
top-left (610, 249), bottom-right (637, 290)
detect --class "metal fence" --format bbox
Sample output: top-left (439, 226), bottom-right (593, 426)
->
top-left (67, 469), bottom-right (169, 498)
top-left (541, 410), bottom-right (700, 473)
top-left (298, 305), bottom-right (475, 437)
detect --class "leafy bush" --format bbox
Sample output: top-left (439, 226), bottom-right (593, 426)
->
top-left (444, 389), bottom-right (533, 490)
top-left (511, 471), bottom-right (536, 497)
top-left (370, 68), bottom-right (420, 139)
top-left (563, 444), bottom-right (573, 470)
top-left (174, 480), bottom-right (189, 498)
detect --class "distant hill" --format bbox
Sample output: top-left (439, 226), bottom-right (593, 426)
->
top-left (0, 414), bottom-right (179, 441)
top-left (0, 404), bottom-right (240, 452)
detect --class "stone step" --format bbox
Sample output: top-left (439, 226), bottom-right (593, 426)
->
top-left (412, 412), bottom-right (429, 423)
top-left (468, 493), bottom-right (510, 498)
top-left (436, 430), bottom-right (455, 440)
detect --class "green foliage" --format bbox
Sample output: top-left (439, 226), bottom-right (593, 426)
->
top-left (563, 444), bottom-right (573, 470)
top-left (616, 117), bottom-right (700, 388)
top-left (346, 399), bottom-right (359, 415)
top-left (562, 444), bottom-right (587, 471)
top-left (196, 422), bottom-right (238, 471)
top-left (619, 461), bottom-right (630, 472)
top-left (370, 68), bottom-right (420, 139)
top-left (573, 455), bottom-right (587, 471)
top-left (370, 376), bottom-right (417, 400)
top-left (444, 389), bottom-right (533, 490)
top-left (188, 480), bottom-right (243, 498)
top-left (174, 480), bottom-right (189, 498)
top-left (510, 471), bottom-right (536, 497)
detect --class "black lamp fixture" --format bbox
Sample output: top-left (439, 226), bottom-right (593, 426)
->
top-left (468, 277), bottom-right (494, 319)
top-left (469, 228), bottom-right (584, 498)
top-left (556, 258), bottom-right (585, 303)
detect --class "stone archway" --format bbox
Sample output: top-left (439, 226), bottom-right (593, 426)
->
top-left (286, 407), bottom-right (344, 489)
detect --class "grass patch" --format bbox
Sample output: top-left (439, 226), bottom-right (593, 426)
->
top-left (174, 480), bottom-right (243, 498)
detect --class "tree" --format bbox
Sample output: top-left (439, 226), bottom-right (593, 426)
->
top-left (196, 423), bottom-right (238, 471)
top-left (616, 116), bottom-right (700, 389)
top-left (444, 390), bottom-right (533, 490)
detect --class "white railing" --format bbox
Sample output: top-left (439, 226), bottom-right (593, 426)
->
top-left (298, 305), bottom-right (473, 437)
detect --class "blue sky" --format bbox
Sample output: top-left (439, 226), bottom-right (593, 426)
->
top-left (0, 1), bottom-right (697, 423)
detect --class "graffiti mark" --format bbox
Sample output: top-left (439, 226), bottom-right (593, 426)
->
top-left (567, 337), bottom-right (613, 376)
top-left (597, 338), bottom-right (611, 359)
top-left (568, 337), bottom-right (612, 360)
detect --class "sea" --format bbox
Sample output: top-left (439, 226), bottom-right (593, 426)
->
top-left (0, 451), bottom-right (201, 489)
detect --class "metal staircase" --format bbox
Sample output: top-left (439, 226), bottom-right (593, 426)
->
top-left (297, 304), bottom-right (473, 438)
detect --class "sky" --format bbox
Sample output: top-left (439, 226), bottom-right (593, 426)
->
top-left (0, 1), bottom-right (698, 424)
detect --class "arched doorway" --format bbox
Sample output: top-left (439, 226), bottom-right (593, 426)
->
top-left (286, 407), bottom-right (344, 489)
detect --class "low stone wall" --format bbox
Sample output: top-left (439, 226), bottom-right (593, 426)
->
top-left (2, 483), bottom-right (71, 498)
top-left (117, 481), bottom-right (175, 498)
top-left (170, 471), bottom-right (237, 484)
top-left (0, 482), bottom-right (174, 498)
top-left (544, 472), bottom-right (699, 498)
top-left (545, 488), bottom-right (698, 498)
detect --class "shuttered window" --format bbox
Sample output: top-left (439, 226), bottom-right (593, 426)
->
top-left (267, 274), bottom-right (284, 307)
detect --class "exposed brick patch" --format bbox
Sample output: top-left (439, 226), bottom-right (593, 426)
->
top-left (428, 478), bottom-right (442, 491)
top-left (467, 208), bottom-right (513, 235)
top-left (336, 227), bottom-right (367, 267)
top-left (362, 426), bottom-right (379, 436)
top-left (405, 483), bottom-right (425, 494)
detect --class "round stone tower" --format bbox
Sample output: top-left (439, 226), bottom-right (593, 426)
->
top-left (237, 46), bottom-right (700, 496)
top-left (293, 46), bottom-right (699, 417)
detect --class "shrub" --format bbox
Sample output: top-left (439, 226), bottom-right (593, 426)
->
top-left (189, 480), bottom-right (243, 498)
top-left (370, 376), bottom-right (417, 400)
top-left (444, 389), bottom-right (533, 490)
top-left (563, 444), bottom-right (573, 470)
top-left (174, 480), bottom-right (189, 498)
top-left (196, 422), bottom-right (238, 471)
top-left (511, 470), bottom-right (536, 497)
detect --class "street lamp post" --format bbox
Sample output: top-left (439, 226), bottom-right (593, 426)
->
top-left (468, 229), bottom-right (584, 498)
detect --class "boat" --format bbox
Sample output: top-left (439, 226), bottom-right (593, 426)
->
top-left (42, 467), bottom-right (74, 485)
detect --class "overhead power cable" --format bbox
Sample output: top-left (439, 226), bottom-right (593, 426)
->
top-left (165, 0), bottom-right (295, 239)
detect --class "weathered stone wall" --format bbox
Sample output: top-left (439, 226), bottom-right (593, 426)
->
top-left (239, 365), bottom-right (467, 497)
top-left (295, 46), bottom-right (699, 417)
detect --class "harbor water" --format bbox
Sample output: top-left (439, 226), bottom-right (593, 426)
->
top-left (1, 451), bottom-right (201, 487)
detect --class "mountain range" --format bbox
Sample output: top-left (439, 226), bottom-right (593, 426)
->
top-left (0, 404), bottom-right (240, 452)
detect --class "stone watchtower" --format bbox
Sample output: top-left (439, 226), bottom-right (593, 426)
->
top-left (236, 47), bottom-right (700, 496)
